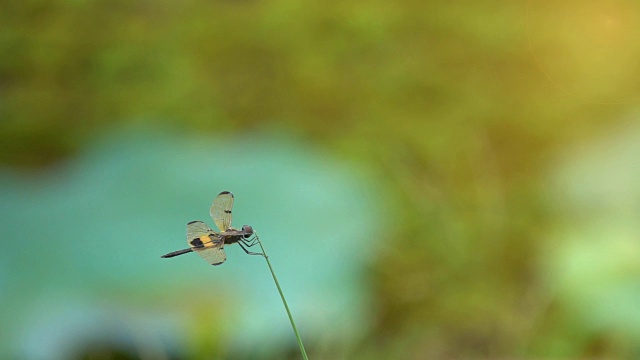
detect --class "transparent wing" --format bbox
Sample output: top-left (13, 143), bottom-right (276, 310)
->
top-left (194, 246), bottom-right (227, 266)
top-left (186, 221), bottom-right (227, 265)
top-left (210, 191), bottom-right (234, 232)
top-left (186, 221), bottom-right (215, 246)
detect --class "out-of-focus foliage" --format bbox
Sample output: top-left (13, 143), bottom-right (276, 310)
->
top-left (3, 0), bottom-right (636, 168)
top-left (1, 0), bottom-right (640, 358)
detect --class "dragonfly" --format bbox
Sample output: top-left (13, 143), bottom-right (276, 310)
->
top-left (161, 191), bottom-right (263, 265)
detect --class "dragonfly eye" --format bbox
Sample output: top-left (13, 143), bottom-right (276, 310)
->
top-left (242, 225), bottom-right (254, 238)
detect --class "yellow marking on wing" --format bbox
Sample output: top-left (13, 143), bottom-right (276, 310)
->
top-left (199, 235), bottom-right (219, 249)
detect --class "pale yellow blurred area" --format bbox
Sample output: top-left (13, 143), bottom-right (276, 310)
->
top-left (527, 0), bottom-right (640, 102)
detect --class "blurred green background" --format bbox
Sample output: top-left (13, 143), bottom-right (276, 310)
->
top-left (2, 0), bottom-right (640, 359)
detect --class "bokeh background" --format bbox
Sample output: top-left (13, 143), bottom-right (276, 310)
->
top-left (2, 1), bottom-right (640, 359)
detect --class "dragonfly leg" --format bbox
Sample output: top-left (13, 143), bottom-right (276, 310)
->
top-left (237, 240), bottom-right (264, 256)
top-left (242, 236), bottom-right (259, 247)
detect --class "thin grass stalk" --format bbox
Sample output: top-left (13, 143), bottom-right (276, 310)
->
top-left (256, 235), bottom-right (309, 360)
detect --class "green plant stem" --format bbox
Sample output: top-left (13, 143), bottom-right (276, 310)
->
top-left (256, 236), bottom-right (309, 360)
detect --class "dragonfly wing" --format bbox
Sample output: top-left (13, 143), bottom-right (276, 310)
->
top-left (194, 246), bottom-right (227, 266)
top-left (210, 191), bottom-right (234, 232)
top-left (186, 221), bottom-right (215, 245)
top-left (186, 221), bottom-right (227, 265)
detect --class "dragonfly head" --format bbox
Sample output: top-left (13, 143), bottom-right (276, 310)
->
top-left (241, 225), bottom-right (254, 238)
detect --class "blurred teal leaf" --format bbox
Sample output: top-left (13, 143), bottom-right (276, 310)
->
top-left (0, 125), bottom-right (385, 359)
